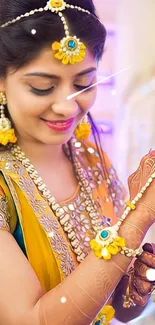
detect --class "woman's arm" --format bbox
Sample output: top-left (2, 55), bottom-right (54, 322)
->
top-left (113, 243), bottom-right (155, 322)
top-left (112, 276), bottom-right (148, 322)
top-left (1, 151), bottom-right (155, 325)
top-left (0, 201), bottom-right (153, 325)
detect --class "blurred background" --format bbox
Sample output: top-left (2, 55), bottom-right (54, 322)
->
top-left (92, 0), bottom-right (155, 324)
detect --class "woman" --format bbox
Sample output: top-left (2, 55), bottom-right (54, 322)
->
top-left (0, 1), bottom-right (155, 324)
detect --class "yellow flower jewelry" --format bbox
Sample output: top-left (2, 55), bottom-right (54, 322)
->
top-left (75, 115), bottom-right (92, 140)
top-left (0, 0), bottom-right (90, 65)
top-left (90, 233), bottom-right (126, 260)
top-left (0, 92), bottom-right (17, 146)
top-left (94, 305), bottom-right (115, 325)
top-left (91, 172), bottom-right (155, 260)
top-left (0, 129), bottom-right (17, 146)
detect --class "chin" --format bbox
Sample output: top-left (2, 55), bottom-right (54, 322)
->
top-left (37, 131), bottom-right (75, 146)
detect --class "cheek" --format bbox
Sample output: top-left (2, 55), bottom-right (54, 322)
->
top-left (7, 86), bottom-right (50, 118)
top-left (77, 88), bottom-right (97, 113)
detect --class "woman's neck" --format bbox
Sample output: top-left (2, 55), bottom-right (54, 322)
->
top-left (17, 138), bottom-right (66, 168)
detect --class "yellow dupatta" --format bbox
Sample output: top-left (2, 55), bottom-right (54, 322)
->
top-left (0, 141), bottom-right (125, 293)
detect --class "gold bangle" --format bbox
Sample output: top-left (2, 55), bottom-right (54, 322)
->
top-left (125, 221), bottom-right (144, 235)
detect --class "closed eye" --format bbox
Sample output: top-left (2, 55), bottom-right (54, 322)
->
top-left (74, 84), bottom-right (93, 92)
top-left (30, 86), bottom-right (55, 96)
top-left (30, 84), bottom-right (93, 96)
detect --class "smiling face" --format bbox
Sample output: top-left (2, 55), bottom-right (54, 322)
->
top-left (0, 47), bottom-right (97, 145)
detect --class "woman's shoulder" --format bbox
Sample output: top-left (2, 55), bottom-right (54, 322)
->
top-left (0, 150), bottom-right (18, 233)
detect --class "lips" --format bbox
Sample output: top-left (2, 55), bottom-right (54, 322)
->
top-left (41, 117), bottom-right (75, 131)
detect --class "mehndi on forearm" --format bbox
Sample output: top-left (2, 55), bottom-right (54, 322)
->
top-left (35, 204), bottom-right (151, 325)
top-left (37, 149), bottom-right (155, 325)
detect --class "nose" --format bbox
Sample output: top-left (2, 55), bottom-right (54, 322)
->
top-left (52, 98), bottom-right (79, 118)
top-left (51, 86), bottom-right (80, 118)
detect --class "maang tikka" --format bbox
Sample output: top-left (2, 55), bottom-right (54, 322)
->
top-left (1, 0), bottom-right (91, 65)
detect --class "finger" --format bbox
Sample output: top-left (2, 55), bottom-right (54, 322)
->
top-left (134, 260), bottom-right (150, 280)
top-left (143, 243), bottom-right (155, 254)
top-left (129, 285), bottom-right (150, 307)
top-left (133, 276), bottom-right (152, 295)
top-left (139, 251), bottom-right (155, 268)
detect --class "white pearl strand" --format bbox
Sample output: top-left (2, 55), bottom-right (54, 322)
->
top-left (1, 1), bottom-right (90, 28)
top-left (116, 173), bottom-right (155, 229)
top-left (100, 173), bottom-right (155, 258)
top-left (58, 12), bottom-right (69, 37)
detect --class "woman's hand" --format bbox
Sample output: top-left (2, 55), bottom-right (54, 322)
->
top-left (128, 150), bottom-right (155, 228)
top-left (126, 243), bottom-right (155, 307)
top-left (112, 243), bottom-right (155, 322)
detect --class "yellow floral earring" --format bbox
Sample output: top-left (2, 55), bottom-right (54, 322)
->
top-left (75, 114), bottom-right (92, 140)
top-left (0, 92), bottom-right (17, 146)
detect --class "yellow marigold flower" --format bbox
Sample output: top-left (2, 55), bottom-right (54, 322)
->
top-left (50, 0), bottom-right (63, 8)
top-left (80, 49), bottom-right (86, 58)
top-left (74, 55), bottom-right (84, 62)
top-left (90, 239), bottom-right (100, 250)
top-left (62, 54), bottom-right (70, 65)
top-left (90, 240), bottom-right (103, 258)
top-left (75, 123), bottom-right (92, 140)
top-left (70, 56), bottom-right (76, 64)
top-left (114, 237), bottom-right (126, 247)
top-left (52, 41), bottom-right (61, 51)
top-left (52, 36), bottom-right (87, 65)
top-left (0, 129), bottom-right (17, 146)
top-left (81, 44), bottom-right (86, 50)
top-left (101, 247), bottom-right (112, 260)
top-left (108, 243), bottom-right (120, 255)
top-left (54, 52), bottom-right (65, 60)
top-left (95, 305), bottom-right (115, 325)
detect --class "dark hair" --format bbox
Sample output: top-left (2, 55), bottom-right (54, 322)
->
top-left (0, 0), bottom-right (106, 77)
top-left (0, 0), bottom-right (109, 181)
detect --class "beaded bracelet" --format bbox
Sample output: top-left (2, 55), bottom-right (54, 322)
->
top-left (90, 172), bottom-right (155, 260)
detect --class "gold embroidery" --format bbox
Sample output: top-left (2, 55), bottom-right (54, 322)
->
top-left (40, 215), bottom-right (75, 274)
top-left (0, 188), bottom-right (10, 231)
top-left (0, 142), bottom-right (126, 279)
top-left (1, 154), bottom-right (76, 277)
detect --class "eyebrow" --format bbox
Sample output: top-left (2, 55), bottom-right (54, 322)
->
top-left (24, 67), bottom-right (97, 79)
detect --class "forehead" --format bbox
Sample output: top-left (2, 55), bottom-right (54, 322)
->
top-left (12, 47), bottom-right (97, 79)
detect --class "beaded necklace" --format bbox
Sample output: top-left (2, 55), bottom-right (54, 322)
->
top-left (11, 142), bottom-right (103, 262)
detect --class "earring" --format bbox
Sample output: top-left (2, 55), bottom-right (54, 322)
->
top-left (75, 114), bottom-right (92, 140)
top-left (0, 92), bottom-right (17, 146)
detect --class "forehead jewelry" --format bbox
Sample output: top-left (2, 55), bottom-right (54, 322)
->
top-left (0, 0), bottom-right (91, 65)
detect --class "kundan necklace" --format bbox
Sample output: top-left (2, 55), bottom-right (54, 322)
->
top-left (11, 143), bottom-right (103, 262)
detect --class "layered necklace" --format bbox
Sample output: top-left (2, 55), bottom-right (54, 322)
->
top-left (11, 142), bottom-right (103, 263)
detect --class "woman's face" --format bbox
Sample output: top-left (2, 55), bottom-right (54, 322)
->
top-left (0, 47), bottom-right (97, 145)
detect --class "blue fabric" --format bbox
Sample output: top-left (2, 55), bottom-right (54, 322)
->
top-left (13, 220), bottom-right (27, 257)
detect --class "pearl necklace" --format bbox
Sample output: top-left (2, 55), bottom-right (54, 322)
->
top-left (11, 144), bottom-right (103, 262)
top-left (91, 170), bottom-right (155, 260)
